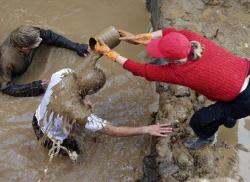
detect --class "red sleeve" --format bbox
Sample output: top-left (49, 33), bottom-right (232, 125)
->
top-left (162, 28), bottom-right (177, 36)
top-left (123, 59), bottom-right (180, 84)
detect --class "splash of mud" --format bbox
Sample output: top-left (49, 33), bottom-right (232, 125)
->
top-left (47, 54), bottom-right (106, 133)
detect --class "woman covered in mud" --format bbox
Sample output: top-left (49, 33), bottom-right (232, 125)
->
top-left (0, 25), bottom-right (89, 97)
top-left (94, 27), bottom-right (250, 150)
top-left (33, 56), bottom-right (172, 158)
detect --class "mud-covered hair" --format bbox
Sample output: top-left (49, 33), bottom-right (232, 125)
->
top-left (10, 25), bottom-right (40, 48)
top-left (76, 67), bottom-right (106, 97)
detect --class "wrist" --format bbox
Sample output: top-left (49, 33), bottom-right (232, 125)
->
top-left (116, 55), bottom-right (128, 65)
top-left (151, 30), bottom-right (163, 39)
top-left (142, 126), bottom-right (149, 135)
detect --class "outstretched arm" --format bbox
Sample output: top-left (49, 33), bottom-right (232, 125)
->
top-left (0, 65), bottom-right (48, 97)
top-left (39, 28), bottom-right (89, 56)
top-left (94, 41), bottom-right (178, 83)
top-left (118, 28), bottom-right (177, 45)
top-left (99, 122), bottom-right (172, 137)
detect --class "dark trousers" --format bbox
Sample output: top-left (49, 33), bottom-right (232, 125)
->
top-left (190, 70), bottom-right (250, 139)
top-left (32, 115), bottom-right (80, 155)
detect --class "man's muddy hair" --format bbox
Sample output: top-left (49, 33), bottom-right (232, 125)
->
top-left (10, 25), bottom-right (40, 48)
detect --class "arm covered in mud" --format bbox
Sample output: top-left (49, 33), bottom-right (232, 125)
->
top-left (0, 65), bottom-right (46, 97)
top-left (39, 28), bottom-right (89, 56)
top-left (99, 122), bottom-right (172, 137)
top-left (1, 80), bottom-right (45, 97)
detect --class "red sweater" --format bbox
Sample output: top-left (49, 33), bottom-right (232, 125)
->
top-left (123, 28), bottom-right (249, 101)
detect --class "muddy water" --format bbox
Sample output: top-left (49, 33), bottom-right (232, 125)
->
top-left (0, 1), bottom-right (158, 181)
top-left (218, 119), bottom-right (250, 181)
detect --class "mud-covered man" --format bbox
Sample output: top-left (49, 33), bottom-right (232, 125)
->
top-left (33, 68), bottom-right (172, 157)
top-left (0, 25), bottom-right (89, 97)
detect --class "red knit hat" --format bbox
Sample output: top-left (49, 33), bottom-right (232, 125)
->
top-left (146, 32), bottom-right (192, 60)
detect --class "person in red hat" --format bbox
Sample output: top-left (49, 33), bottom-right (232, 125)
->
top-left (94, 27), bottom-right (250, 150)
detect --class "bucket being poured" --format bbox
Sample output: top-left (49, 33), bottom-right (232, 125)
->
top-left (89, 26), bottom-right (120, 50)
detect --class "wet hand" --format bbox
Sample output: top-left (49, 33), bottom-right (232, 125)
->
top-left (77, 43), bottom-right (90, 57)
top-left (146, 123), bottom-right (173, 137)
top-left (41, 79), bottom-right (49, 90)
top-left (119, 32), bottom-right (152, 45)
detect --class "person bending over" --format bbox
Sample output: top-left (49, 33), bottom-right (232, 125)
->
top-left (94, 27), bottom-right (250, 150)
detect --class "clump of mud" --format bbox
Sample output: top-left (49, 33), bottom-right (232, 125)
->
top-left (47, 54), bottom-right (106, 133)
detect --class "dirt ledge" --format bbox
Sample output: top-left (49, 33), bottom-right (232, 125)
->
top-left (141, 0), bottom-right (250, 181)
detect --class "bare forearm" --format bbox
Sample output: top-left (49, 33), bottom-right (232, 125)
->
top-left (101, 124), bottom-right (148, 137)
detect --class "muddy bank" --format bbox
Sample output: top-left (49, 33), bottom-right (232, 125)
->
top-left (145, 0), bottom-right (250, 181)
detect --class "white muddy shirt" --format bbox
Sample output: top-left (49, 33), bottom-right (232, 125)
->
top-left (35, 68), bottom-right (106, 141)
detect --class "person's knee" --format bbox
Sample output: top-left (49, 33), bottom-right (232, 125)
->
top-left (224, 117), bottom-right (237, 128)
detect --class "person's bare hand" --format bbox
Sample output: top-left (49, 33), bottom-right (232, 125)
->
top-left (146, 123), bottom-right (172, 137)
top-left (41, 79), bottom-right (49, 90)
top-left (84, 97), bottom-right (94, 109)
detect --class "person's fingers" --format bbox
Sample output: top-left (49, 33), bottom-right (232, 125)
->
top-left (160, 128), bottom-right (172, 132)
top-left (119, 35), bottom-right (137, 40)
top-left (118, 29), bottom-right (134, 37)
top-left (118, 29), bottom-right (127, 36)
top-left (41, 79), bottom-right (49, 85)
top-left (159, 123), bottom-right (172, 127)
top-left (155, 133), bottom-right (168, 137)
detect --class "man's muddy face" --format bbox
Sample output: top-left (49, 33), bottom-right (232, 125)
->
top-left (20, 37), bottom-right (43, 54)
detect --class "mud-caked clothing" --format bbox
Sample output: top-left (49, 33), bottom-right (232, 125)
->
top-left (122, 27), bottom-right (250, 139)
top-left (0, 27), bottom-right (88, 97)
top-left (33, 69), bottom-right (106, 153)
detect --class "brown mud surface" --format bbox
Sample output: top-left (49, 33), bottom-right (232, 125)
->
top-left (47, 55), bottom-right (106, 131)
top-left (145, 0), bottom-right (250, 181)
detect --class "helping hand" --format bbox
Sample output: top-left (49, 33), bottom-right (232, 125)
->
top-left (41, 79), bottom-right (49, 90)
top-left (119, 31), bottom-right (152, 45)
top-left (77, 43), bottom-right (90, 57)
top-left (146, 123), bottom-right (172, 137)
